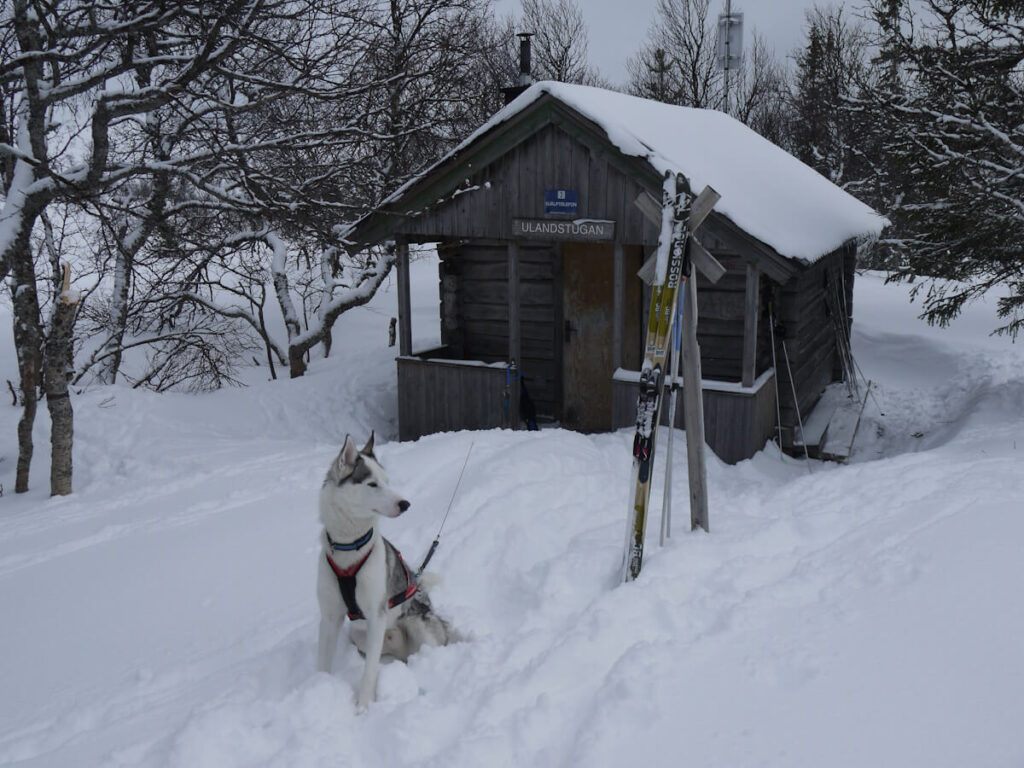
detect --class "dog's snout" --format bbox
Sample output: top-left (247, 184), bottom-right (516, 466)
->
top-left (398, 500), bottom-right (410, 513)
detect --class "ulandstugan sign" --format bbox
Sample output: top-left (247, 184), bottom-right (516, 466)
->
top-left (512, 218), bottom-right (615, 241)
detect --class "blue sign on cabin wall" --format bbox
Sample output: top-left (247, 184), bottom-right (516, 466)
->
top-left (545, 189), bottom-right (578, 215)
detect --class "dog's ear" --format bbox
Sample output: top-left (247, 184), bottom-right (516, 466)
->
top-left (340, 435), bottom-right (361, 467)
top-left (361, 431), bottom-right (375, 458)
top-left (328, 435), bottom-right (361, 482)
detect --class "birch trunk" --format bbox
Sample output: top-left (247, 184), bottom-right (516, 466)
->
top-left (99, 245), bottom-right (133, 384)
top-left (11, 242), bottom-right (43, 494)
top-left (45, 265), bottom-right (78, 495)
top-left (266, 233), bottom-right (305, 378)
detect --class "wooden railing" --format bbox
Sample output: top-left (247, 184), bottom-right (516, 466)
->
top-left (611, 368), bottom-right (777, 464)
top-left (397, 348), bottom-right (513, 441)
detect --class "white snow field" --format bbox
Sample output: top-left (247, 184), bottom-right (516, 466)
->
top-left (1, 259), bottom-right (1023, 768)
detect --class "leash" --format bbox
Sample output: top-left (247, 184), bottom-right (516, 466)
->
top-left (416, 441), bottom-right (474, 576)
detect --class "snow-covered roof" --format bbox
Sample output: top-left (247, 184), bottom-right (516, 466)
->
top-left (383, 81), bottom-right (887, 264)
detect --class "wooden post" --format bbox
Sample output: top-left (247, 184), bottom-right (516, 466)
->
top-left (681, 259), bottom-right (710, 532)
top-left (396, 237), bottom-right (412, 356)
top-left (613, 241), bottom-right (624, 371)
top-left (508, 240), bottom-right (521, 429)
top-left (742, 263), bottom-right (760, 388)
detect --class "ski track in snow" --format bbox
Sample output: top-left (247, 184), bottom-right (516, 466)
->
top-left (1, 266), bottom-right (1023, 767)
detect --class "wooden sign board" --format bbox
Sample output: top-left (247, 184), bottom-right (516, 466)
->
top-left (513, 218), bottom-right (615, 241)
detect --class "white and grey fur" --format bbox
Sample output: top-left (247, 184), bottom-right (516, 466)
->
top-left (316, 433), bottom-right (454, 711)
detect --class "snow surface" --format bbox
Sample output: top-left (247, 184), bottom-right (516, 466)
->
top-left (363, 82), bottom-right (887, 263)
top-left (2, 262), bottom-right (1024, 767)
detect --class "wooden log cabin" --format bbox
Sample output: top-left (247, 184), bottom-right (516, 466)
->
top-left (342, 82), bottom-right (885, 463)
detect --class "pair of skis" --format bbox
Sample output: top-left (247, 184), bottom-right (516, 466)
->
top-left (623, 175), bottom-right (720, 582)
top-left (623, 174), bottom-right (689, 582)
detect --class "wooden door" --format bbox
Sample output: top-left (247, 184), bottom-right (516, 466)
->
top-left (562, 243), bottom-right (615, 431)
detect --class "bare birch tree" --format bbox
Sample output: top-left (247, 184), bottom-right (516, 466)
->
top-left (1, 0), bottom-right (275, 493)
top-left (70, 0), bottom-right (510, 386)
top-left (0, 0), bottom-right (386, 490)
top-left (627, 0), bottom-right (721, 108)
top-left (626, 0), bottom-right (787, 138)
top-left (519, 0), bottom-right (600, 84)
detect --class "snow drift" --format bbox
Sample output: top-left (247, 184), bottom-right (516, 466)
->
top-left (1, 264), bottom-right (1022, 768)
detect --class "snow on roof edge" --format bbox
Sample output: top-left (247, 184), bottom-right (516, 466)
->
top-left (343, 81), bottom-right (887, 263)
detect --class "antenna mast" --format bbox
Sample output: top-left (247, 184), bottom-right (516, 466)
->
top-left (717, 2), bottom-right (743, 115)
top-left (724, 0), bottom-right (731, 113)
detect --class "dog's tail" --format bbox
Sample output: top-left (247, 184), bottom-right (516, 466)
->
top-left (415, 571), bottom-right (443, 591)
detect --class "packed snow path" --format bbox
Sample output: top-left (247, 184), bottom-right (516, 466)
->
top-left (1, 265), bottom-right (1022, 767)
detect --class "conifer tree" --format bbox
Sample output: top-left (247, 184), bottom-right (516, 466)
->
top-left (865, 0), bottom-right (1024, 336)
top-left (788, 7), bottom-right (870, 192)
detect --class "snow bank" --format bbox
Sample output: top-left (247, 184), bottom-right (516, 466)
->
top-left (1, 265), bottom-right (1023, 767)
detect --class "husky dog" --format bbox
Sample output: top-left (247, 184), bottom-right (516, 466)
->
top-left (316, 433), bottom-right (453, 711)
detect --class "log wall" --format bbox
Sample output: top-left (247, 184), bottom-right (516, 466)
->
top-left (439, 242), bottom-right (559, 418)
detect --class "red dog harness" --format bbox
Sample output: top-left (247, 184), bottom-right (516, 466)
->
top-left (325, 531), bottom-right (418, 621)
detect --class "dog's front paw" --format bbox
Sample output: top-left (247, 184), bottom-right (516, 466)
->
top-left (356, 682), bottom-right (376, 714)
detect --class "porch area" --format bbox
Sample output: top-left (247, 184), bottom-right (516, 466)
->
top-left (392, 235), bottom-right (781, 463)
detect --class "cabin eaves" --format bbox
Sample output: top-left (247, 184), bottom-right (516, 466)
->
top-left (343, 82), bottom-right (886, 285)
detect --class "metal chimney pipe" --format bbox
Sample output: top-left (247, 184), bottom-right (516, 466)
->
top-left (502, 32), bottom-right (536, 106)
top-left (518, 32), bottom-right (534, 87)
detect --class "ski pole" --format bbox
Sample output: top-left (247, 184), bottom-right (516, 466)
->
top-left (660, 285), bottom-right (684, 546)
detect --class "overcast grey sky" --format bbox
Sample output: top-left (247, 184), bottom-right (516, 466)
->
top-left (493, 0), bottom-right (826, 86)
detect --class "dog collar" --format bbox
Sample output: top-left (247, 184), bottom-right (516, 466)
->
top-left (326, 529), bottom-right (374, 551)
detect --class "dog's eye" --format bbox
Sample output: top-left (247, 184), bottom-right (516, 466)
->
top-left (368, 482), bottom-right (378, 488)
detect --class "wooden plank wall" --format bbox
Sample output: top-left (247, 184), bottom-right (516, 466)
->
top-left (692, 254), bottom-right (747, 382)
top-left (610, 247), bottom-right (853, 457)
top-left (689, 252), bottom-right (776, 384)
top-left (397, 357), bottom-right (509, 441)
top-left (398, 123), bottom-right (658, 246)
top-left (610, 375), bottom-right (777, 464)
top-left (439, 243), bottom-right (558, 418)
top-left (771, 248), bottom-right (848, 443)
